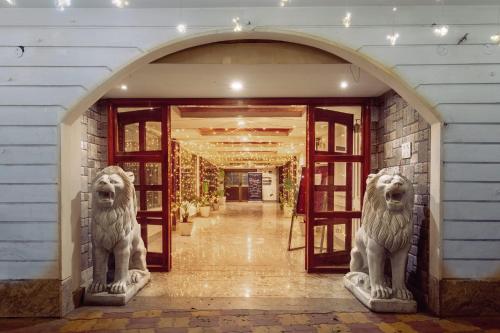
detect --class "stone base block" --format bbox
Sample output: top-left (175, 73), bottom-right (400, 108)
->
top-left (84, 272), bottom-right (151, 306)
top-left (344, 272), bottom-right (417, 313)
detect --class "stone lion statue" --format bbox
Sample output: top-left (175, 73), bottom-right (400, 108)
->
top-left (349, 169), bottom-right (414, 300)
top-left (89, 166), bottom-right (148, 295)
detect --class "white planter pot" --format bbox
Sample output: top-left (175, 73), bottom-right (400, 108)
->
top-left (179, 222), bottom-right (193, 236)
top-left (283, 205), bottom-right (294, 217)
top-left (199, 206), bottom-right (210, 217)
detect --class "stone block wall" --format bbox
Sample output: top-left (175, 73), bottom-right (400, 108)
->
top-left (80, 104), bottom-right (108, 285)
top-left (371, 90), bottom-right (431, 308)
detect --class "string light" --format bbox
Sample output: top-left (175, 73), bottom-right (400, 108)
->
top-left (176, 0), bottom-right (187, 33)
top-left (433, 0), bottom-right (448, 37)
top-left (112, 0), bottom-right (129, 8)
top-left (387, 33), bottom-right (399, 46)
top-left (232, 17), bottom-right (243, 32)
top-left (177, 24), bottom-right (187, 33)
top-left (343, 12), bottom-right (352, 28)
top-left (56, 0), bottom-right (71, 11)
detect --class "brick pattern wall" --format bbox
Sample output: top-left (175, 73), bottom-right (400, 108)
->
top-left (80, 105), bottom-right (108, 284)
top-left (371, 90), bottom-right (431, 308)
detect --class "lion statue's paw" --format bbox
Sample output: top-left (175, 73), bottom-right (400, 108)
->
top-left (88, 280), bottom-right (107, 294)
top-left (109, 280), bottom-right (127, 294)
top-left (371, 284), bottom-right (392, 299)
top-left (128, 270), bottom-right (147, 284)
top-left (393, 287), bottom-right (413, 300)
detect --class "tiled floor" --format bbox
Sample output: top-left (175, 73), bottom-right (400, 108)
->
top-left (2, 308), bottom-right (499, 332)
top-left (141, 202), bottom-right (352, 299)
top-left (3, 202), bottom-right (498, 332)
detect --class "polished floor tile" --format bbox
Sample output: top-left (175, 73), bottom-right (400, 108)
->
top-left (140, 202), bottom-right (353, 299)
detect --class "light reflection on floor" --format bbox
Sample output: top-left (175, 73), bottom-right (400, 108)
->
top-left (139, 202), bottom-right (353, 299)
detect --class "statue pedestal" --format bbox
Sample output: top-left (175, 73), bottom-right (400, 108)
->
top-left (84, 271), bottom-right (151, 306)
top-left (344, 272), bottom-right (417, 313)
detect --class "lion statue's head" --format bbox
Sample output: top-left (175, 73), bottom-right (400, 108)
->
top-left (92, 166), bottom-right (136, 212)
top-left (362, 169), bottom-right (414, 252)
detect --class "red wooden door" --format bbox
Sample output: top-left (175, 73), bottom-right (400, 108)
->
top-left (110, 105), bottom-right (171, 272)
top-left (306, 106), bottom-right (368, 273)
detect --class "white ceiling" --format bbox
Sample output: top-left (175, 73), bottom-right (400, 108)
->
top-left (105, 64), bottom-right (389, 98)
top-left (3, 0), bottom-right (499, 8)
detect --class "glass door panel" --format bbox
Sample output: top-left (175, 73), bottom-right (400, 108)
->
top-left (307, 105), bottom-right (367, 273)
top-left (113, 106), bottom-right (170, 271)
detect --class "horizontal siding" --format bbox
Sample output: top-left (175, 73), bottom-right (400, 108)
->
top-left (443, 221), bottom-right (500, 240)
top-left (0, 6), bottom-right (498, 26)
top-left (444, 163), bottom-right (500, 182)
top-left (443, 202), bottom-right (500, 221)
top-left (395, 64), bottom-right (500, 86)
top-left (0, 46), bottom-right (142, 67)
top-left (0, 222), bottom-right (58, 242)
top-left (0, 146), bottom-right (58, 165)
top-left (0, 165), bottom-right (57, 183)
top-left (443, 240), bottom-right (500, 259)
top-left (0, 185), bottom-right (58, 203)
top-left (0, 203), bottom-right (57, 222)
top-left (443, 260), bottom-right (500, 280)
top-left (0, 67), bottom-right (111, 88)
top-left (0, 261), bottom-right (58, 279)
top-left (0, 106), bottom-right (63, 125)
top-left (444, 124), bottom-right (500, 143)
top-left (0, 5), bottom-right (498, 280)
top-left (437, 104), bottom-right (500, 124)
top-left (443, 182), bottom-right (500, 201)
top-left (444, 144), bottom-right (500, 163)
top-left (0, 241), bottom-right (58, 261)
top-left (0, 126), bottom-right (57, 146)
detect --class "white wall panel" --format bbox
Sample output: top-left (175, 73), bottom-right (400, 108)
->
top-left (0, 185), bottom-right (58, 203)
top-left (0, 146), bottom-right (58, 165)
top-left (0, 5), bottom-right (498, 279)
top-left (444, 144), bottom-right (500, 163)
top-left (0, 126), bottom-right (57, 145)
top-left (0, 222), bottom-right (58, 242)
top-left (443, 182), bottom-right (500, 201)
top-left (443, 240), bottom-right (500, 259)
top-left (0, 203), bottom-right (57, 222)
top-left (444, 221), bottom-right (500, 240)
top-left (0, 241), bottom-right (58, 261)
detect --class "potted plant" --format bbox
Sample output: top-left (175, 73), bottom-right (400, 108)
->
top-left (210, 193), bottom-right (219, 211)
top-left (179, 201), bottom-right (195, 236)
top-left (198, 194), bottom-right (211, 217)
top-left (217, 188), bottom-right (226, 205)
top-left (282, 176), bottom-right (295, 218)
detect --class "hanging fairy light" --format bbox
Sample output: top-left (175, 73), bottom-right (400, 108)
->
top-left (232, 17), bottom-right (243, 32)
top-left (387, 5), bottom-right (400, 45)
top-left (176, 0), bottom-right (187, 33)
top-left (492, 7), bottom-right (500, 44)
top-left (56, 0), bottom-right (71, 11)
top-left (112, 0), bottom-right (129, 8)
top-left (432, 0), bottom-right (448, 37)
top-left (342, 12), bottom-right (352, 28)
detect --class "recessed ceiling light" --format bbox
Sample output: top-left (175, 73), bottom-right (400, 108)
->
top-left (340, 81), bottom-right (349, 89)
top-left (120, 84), bottom-right (128, 91)
top-left (230, 81), bottom-right (244, 91)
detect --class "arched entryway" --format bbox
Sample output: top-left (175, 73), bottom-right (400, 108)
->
top-left (59, 29), bottom-right (442, 312)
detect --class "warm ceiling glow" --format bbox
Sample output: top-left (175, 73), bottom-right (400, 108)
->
top-left (177, 24), bottom-right (187, 33)
top-left (120, 84), bottom-right (128, 91)
top-left (230, 81), bottom-right (244, 91)
top-left (340, 81), bottom-right (349, 89)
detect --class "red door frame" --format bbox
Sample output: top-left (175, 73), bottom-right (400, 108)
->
top-left (103, 98), bottom-right (370, 273)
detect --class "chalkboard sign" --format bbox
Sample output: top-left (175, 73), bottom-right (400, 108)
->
top-left (247, 172), bottom-right (263, 201)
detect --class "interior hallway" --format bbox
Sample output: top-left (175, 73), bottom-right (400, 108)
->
top-left (140, 202), bottom-right (354, 300)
